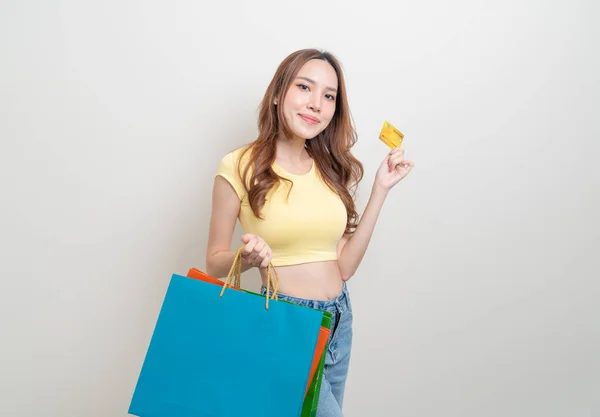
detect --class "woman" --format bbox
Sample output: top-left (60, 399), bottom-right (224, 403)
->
top-left (206, 49), bottom-right (414, 417)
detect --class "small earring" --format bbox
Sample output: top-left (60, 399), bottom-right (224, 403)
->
top-left (273, 100), bottom-right (278, 105)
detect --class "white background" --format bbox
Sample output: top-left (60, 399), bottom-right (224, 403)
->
top-left (1, 0), bottom-right (599, 416)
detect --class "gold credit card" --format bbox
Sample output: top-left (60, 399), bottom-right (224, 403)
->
top-left (379, 120), bottom-right (404, 149)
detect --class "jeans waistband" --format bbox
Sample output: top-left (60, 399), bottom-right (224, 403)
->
top-left (261, 281), bottom-right (351, 314)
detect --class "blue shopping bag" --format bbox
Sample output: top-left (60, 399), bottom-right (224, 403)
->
top-left (128, 249), bottom-right (324, 417)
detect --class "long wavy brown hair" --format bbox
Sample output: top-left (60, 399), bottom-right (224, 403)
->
top-left (238, 49), bottom-right (364, 234)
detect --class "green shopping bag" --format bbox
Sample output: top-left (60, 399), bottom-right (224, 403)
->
top-left (264, 288), bottom-right (330, 417)
top-left (301, 314), bottom-right (330, 416)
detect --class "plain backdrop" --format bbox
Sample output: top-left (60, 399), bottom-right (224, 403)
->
top-left (1, 0), bottom-right (599, 416)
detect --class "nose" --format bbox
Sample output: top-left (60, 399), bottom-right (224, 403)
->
top-left (308, 95), bottom-right (321, 113)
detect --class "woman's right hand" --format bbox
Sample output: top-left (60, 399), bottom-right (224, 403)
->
top-left (240, 234), bottom-right (273, 269)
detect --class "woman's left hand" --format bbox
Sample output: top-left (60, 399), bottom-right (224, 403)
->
top-left (374, 147), bottom-right (414, 191)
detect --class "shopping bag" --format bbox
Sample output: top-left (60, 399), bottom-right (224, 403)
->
top-left (186, 267), bottom-right (331, 396)
top-left (185, 267), bottom-right (331, 417)
top-left (301, 337), bottom-right (328, 417)
top-left (128, 247), bottom-right (326, 417)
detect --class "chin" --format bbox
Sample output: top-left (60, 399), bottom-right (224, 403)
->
top-left (288, 128), bottom-right (312, 140)
top-left (295, 125), bottom-right (325, 140)
top-left (300, 131), bottom-right (322, 141)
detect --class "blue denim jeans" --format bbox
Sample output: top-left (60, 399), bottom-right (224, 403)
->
top-left (260, 282), bottom-right (353, 417)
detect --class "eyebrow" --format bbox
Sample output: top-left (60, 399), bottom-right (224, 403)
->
top-left (296, 76), bottom-right (338, 93)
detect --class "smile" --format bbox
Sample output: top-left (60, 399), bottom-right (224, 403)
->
top-left (299, 114), bottom-right (320, 125)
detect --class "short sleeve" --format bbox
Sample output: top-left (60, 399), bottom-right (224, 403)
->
top-left (215, 151), bottom-right (246, 200)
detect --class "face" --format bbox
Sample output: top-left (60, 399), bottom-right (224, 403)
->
top-left (279, 59), bottom-right (338, 140)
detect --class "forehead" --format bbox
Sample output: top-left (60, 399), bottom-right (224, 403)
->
top-left (296, 59), bottom-right (338, 88)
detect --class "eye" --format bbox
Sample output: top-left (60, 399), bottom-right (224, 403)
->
top-left (297, 84), bottom-right (310, 91)
top-left (325, 94), bottom-right (336, 101)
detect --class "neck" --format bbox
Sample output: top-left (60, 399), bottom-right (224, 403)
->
top-left (275, 135), bottom-right (309, 163)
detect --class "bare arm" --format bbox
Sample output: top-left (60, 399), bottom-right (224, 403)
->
top-left (336, 185), bottom-right (388, 281)
top-left (206, 176), bottom-right (252, 277)
top-left (206, 176), bottom-right (273, 277)
top-left (336, 147), bottom-right (414, 281)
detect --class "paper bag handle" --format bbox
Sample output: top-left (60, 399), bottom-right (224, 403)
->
top-left (219, 245), bottom-right (280, 310)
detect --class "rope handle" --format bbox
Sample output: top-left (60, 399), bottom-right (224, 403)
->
top-left (219, 245), bottom-right (280, 310)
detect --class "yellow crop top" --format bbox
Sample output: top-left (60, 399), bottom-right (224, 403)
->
top-left (215, 147), bottom-right (347, 267)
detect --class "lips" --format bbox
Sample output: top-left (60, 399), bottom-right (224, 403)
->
top-left (299, 114), bottom-right (319, 125)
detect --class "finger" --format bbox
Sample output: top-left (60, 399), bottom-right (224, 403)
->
top-left (257, 245), bottom-right (268, 260)
top-left (395, 160), bottom-right (414, 172)
top-left (258, 247), bottom-right (270, 268)
top-left (389, 154), bottom-right (405, 166)
top-left (389, 147), bottom-right (404, 156)
top-left (248, 251), bottom-right (260, 265)
top-left (388, 155), bottom-right (404, 171)
top-left (243, 238), bottom-right (258, 256)
top-left (386, 148), bottom-right (399, 163)
top-left (259, 256), bottom-right (270, 269)
top-left (253, 240), bottom-right (266, 255)
top-left (261, 248), bottom-right (272, 268)
top-left (241, 234), bottom-right (254, 244)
